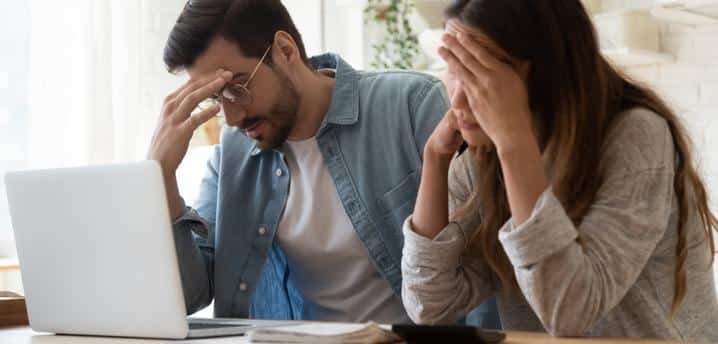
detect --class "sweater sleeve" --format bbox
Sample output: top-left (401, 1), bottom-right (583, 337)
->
top-left (401, 153), bottom-right (496, 324)
top-left (499, 109), bottom-right (677, 336)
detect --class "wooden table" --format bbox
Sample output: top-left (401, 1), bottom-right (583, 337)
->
top-left (0, 325), bottom-right (688, 343)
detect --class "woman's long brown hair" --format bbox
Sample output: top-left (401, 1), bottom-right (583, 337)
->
top-left (447, 0), bottom-right (717, 315)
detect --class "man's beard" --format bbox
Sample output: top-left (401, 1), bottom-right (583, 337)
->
top-left (239, 69), bottom-right (299, 150)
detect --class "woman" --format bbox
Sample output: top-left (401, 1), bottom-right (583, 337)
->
top-left (401, 0), bottom-right (718, 340)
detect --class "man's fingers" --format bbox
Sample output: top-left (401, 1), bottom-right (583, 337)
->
top-left (183, 103), bottom-right (221, 132)
top-left (168, 70), bottom-right (231, 114)
top-left (163, 81), bottom-right (198, 114)
top-left (174, 74), bottom-right (230, 121)
top-left (165, 85), bottom-right (187, 104)
top-left (166, 70), bottom-right (219, 104)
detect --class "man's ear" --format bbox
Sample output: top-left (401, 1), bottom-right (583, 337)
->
top-left (272, 31), bottom-right (300, 67)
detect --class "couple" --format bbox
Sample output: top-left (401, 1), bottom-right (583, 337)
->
top-left (147, 0), bottom-right (718, 341)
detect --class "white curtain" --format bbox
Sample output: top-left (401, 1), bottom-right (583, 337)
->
top-left (24, 0), bottom-right (322, 171)
top-left (0, 0), bottom-right (184, 252)
top-left (26, 0), bottom-right (185, 169)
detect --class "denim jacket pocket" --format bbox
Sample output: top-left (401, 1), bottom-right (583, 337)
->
top-left (377, 170), bottom-right (420, 229)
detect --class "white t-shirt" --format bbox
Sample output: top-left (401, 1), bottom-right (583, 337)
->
top-left (276, 137), bottom-right (410, 323)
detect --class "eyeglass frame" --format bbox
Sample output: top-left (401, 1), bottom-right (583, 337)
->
top-left (199, 45), bottom-right (272, 110)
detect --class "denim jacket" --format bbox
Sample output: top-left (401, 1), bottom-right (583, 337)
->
top-left (172, 53), bottom-right (472, 321)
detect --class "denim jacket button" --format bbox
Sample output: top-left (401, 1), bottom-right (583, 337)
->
top-left (239, 282), bottom-right (248, 292)
top-left (275, 169), bottom-right (283, 177)
top-left (258, 226), bottom-right (267, 236)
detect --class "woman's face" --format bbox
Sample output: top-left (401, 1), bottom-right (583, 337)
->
top-left (442, 19), bottom-right (530, 150)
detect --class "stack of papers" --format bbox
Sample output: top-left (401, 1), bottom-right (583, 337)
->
top-left (247, 322), bottom-right (402, 344)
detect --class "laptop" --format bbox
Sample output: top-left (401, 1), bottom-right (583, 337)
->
top-left (4, 160), bottom-right (296, 339)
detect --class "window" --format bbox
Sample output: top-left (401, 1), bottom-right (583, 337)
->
top-left (0, 0), bottom-right (325, 309)
top-left (0, 0), bottom-right (324, 257)
top-left (0, 1), bottom-right (30, 257)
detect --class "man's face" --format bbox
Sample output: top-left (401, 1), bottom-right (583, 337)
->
top-left (188, 37), bottom-right (299, 150)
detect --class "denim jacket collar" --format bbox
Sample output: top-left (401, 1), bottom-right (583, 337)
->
top-left (312, 53), bottom-right (360, 128)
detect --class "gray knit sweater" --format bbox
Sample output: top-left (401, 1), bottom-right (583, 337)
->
top-left (401, 108), bottom-right (718, 342)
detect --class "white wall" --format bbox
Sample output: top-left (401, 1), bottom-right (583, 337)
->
top-left (602, 2), bottom-right (718, 187)
top-left (323, 0), bottom-right (373, 68)
top-left (283, 0), bottom-right (324, 56)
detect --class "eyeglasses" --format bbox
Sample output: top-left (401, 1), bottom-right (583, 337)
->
top-left (198, 45), bottom-right (272, 110)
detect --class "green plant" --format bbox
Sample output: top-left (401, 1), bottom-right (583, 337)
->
top-left (363, 0), bottom-right (420, 70)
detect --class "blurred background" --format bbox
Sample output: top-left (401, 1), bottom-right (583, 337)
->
top-left (0, 0), bottom-right (716, 307)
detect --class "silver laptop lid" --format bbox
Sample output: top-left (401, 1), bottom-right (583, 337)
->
top-left (5, 161), bottom-right (189, 339)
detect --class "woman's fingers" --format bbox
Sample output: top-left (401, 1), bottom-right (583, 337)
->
top-left (442, 34), bottom-right (491, 80)
top-left (443, 110), bottom-right (464, 149)
top-left (446, 109), bottom-right (461, 133)
top-left (450, 84), bottom-right (470, 113)
top-left (463, 84), bottom-right (492, 130)
top-left (456, 32), bottom-right (504, 71)
top-left (439, 44), bottom-right (492, 102)
top-left (439, 46), bottom-right (481, 88)
top-left (440, 46), bottom-right (490, 128)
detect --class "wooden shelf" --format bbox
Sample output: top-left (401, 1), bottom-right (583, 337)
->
top-left (0, 259), bottom-right (19, 271)
top-left (651, 0), bottom-right (718, 26)
top-left (591, 9), bottom-right (674, 67)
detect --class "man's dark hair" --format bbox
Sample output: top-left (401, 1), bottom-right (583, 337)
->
top-left (164, 0), bottom-right (310, 73)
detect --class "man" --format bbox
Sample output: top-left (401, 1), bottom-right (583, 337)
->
top-left (148, 0), bottom-right (498, 324)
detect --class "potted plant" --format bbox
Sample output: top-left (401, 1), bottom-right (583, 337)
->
top-left (363, 0), bottom-right (420, 69)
